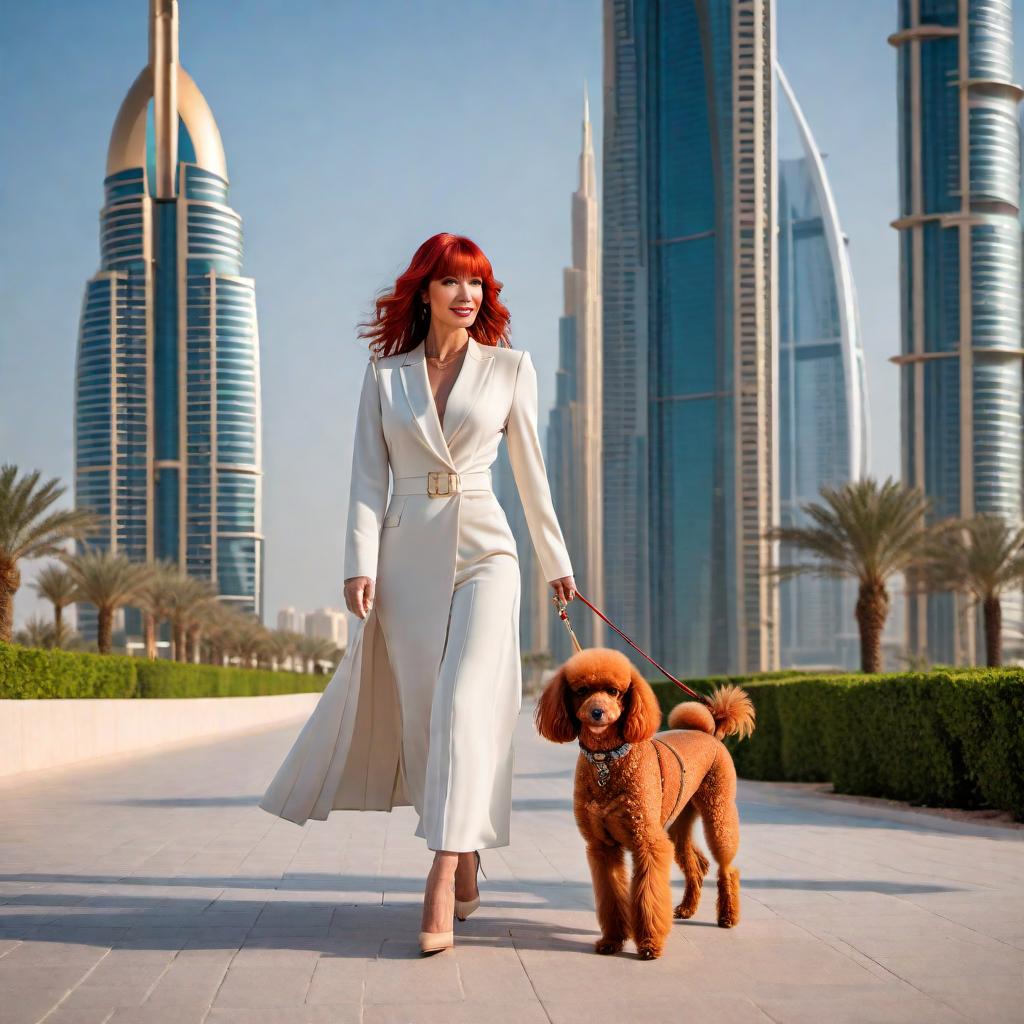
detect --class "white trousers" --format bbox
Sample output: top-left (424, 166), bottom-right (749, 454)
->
top-left (379, 538), bottom-right (522, 852)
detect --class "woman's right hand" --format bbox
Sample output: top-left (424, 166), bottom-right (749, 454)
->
top-left (343, 576), bottom-right (375, 619)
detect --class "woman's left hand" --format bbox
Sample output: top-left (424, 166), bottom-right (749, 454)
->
top-left (550, 576), bottom-right (576, 604)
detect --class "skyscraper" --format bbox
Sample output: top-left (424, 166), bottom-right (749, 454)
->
top-left (890, 0), bottom-right (1023, 665)
top-left (74, 0), bottom-right (264, 639)
top-left (777, 65), bottom-right (870, 669)
top-left (548, 84), bottom-right (605, 657)
top-left (602, 0), bottom-right (778, 676)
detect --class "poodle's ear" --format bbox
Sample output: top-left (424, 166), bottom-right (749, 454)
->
top-left (534, 666), bottom-right (579, 743)
top-left (621, 667), bottom-right (663, 743)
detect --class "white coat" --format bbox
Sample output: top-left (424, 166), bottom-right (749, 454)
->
top-left (259, 336), bottom-right (573, 846)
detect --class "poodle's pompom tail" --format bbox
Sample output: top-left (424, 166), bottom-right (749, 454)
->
top-left (666, 701), bottom-right (716, 734)
top-left (706, 684), bottom-right (756, 742)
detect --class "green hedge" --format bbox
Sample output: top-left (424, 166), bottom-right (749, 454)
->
top-left (0, 641), bottom-right (329, 699)
top-left (651, 668), bottom-right (1024, 821)
top-left (0, 642), bottom-right (138, 698)
top-left (136, 660), bottom-right (329, 698)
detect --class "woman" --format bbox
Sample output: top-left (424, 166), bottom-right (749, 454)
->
top-left (259, 232), bottom-right (576, 954)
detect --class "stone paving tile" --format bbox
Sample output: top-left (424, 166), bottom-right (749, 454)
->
top-left (31, 984), bottom-right (153, 1023)
top-left (205, 1009), bottom-right (361, 1024)
top-left (0, 708), bottom-right (1020, 1023)
top-left (363, 1002), bottom-right (552, 1024)
top-left (303, 956), bottom-right (370, 1005)
top-left (0, 989), bottom-right (70, 1024)
top-left (211, 963), bottom-right (318, 1009)
top-left (107, 1007), bottom-right (208, 1024)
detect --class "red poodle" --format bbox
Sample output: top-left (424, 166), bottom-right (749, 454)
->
top-left (534, 647), bottom-right (755, 959)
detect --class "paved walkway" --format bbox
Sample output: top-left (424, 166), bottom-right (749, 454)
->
top-left (0, 709), bottom-right (1022, 1024)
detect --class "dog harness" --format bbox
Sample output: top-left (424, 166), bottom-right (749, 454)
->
top-left (578, 738), bottom-right (686, 830)
top-left (579, 739), bottom-right (631, 787)
top-left (652, 737), bottom-right (687, 830)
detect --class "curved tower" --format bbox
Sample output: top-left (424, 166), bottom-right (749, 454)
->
top-left (74, 0), bottom-right (264, 641)
top-left (890, 0), bottom-right (1022, 665)
top-left (777, 65), bottom-right (870, 669)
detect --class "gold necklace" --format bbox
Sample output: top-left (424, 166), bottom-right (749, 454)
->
top-left (425, 342), bottom-right (468, 368)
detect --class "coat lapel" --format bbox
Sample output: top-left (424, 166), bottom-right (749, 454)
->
top-left (398, 337), bottom-right (495, 466)
top-left (442, 337), bottom-right (495, 448)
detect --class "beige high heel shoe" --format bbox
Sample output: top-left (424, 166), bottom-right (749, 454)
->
top-left (418, 878), bottom-right (455, 955)
top-left (455, 850), bottom-right (485, 921)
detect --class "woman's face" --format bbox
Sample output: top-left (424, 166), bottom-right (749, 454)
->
top-left (422, 274), bottom-right (484, 333)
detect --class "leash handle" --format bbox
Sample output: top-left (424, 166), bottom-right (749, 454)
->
top-left (551, 591), bottom-right (711, 706)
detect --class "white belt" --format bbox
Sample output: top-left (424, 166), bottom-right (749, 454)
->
top-left (392, 470), bottom-right (492, 498)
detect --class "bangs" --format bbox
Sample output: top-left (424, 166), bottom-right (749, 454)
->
top-left (432, 242), bottom-right (491, 282)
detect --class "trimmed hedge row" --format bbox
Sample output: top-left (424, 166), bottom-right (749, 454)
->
top-left (0, 642), bottom-right (138, 698)
top-left (650, 668), bottom-right (1024, 821)
top-left (0, 641), bottom-right (330, 699)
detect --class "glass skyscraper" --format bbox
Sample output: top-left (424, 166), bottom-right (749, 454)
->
top-left (777, 66), bottom-right (870, 670)
top-left (890, 0), bottom-right (1022, 665)
top-left (74, 0), bottom-right (264, 639)
top-left (602, 0), bottom-right (778, 677)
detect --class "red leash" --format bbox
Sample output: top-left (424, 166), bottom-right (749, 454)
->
top-left (551, 591), bottom-right (712, 706)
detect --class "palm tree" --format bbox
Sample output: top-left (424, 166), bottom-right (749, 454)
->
top-left (307, 637), bottom-right (340, 674)
top-left (132, 560), bottom-right (181, 659)
top-left (915, 514), bottom-right (1024, 667)
top-left (13, 615), bottom-right (55, 649)
top-left (264, 630), bottom-right (295, 672)
top-left (0, 465), bottom-right (99, 643)
top-left (61, 549), bottom-right (155, 655)
top-left (13, 615), bottom-right (84, 651)
top-left (289, 633), bottom-right (338, 674)
top-left (31, 563), bottom-right (78, 635)
top-left (231, 616), bottom-right (266, 669)
top-left (764, 476), bottom-right (937, 673)
top-left (164, 575), bottom-right (219, 662)
top-left (199, 600), bottom-right (244, 666)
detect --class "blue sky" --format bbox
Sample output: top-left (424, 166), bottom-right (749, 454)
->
top-left (2, 1), bottom-right (1021, 630)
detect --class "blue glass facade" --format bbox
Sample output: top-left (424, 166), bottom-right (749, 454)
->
top-left (603, 0), bottom-right (776, 676)
top-left (603, 0), bottom-right (652, 659)
top-left (892, 0), bottom-right (1022, 664)
top-left (74, 78), bottom-right (264, 642)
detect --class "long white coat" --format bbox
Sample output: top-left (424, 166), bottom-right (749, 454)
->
top-left (259, 336), bottom-right (573, 828)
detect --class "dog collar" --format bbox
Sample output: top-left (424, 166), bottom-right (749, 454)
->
top-left (579, 739), bottom-right (631, 787)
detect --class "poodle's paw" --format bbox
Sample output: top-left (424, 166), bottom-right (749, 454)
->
top-left (716, 891), bottom-right (740, 927)
top-left (636, 941), bottom-right (663, 960)
top-left (594, 936), bottom-right (625, 955)
top-left (673, 896), bottom-right (699, 919)
top-left (716, 869), bottom-right (740, 928)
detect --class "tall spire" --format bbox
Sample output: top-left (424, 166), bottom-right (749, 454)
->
top-left (578, 78), bottom-right (596, 198)
top-left (150, 0), bottom-right (179, 198)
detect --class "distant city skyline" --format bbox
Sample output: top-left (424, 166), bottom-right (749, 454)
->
top-left (5, 1), bottom-right (1024, 634)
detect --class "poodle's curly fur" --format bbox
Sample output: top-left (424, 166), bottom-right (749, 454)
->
top-left (534, 647), bottom-right (756, 959)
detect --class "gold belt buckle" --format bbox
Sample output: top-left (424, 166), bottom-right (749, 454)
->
top-left (427, 470), bottom-right (459, 497)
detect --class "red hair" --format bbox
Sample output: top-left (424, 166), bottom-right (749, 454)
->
top-left (358, 233), bottom-right (512, 357)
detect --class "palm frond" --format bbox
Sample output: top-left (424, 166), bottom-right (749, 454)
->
top-left (764, 476), bottom-right (933, 587)
top-left (0, 465), bottom-right (99, 561)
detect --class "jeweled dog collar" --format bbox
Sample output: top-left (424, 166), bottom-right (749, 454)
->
top-left (579, 739), bottom-right (631, 787)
